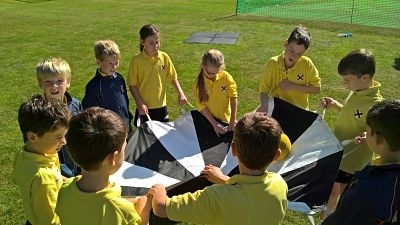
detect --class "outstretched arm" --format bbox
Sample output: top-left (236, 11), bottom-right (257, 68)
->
top-left (320, 97), bottom-right (343, 111)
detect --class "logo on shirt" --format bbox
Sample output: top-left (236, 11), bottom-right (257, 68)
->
top-left (161, 65), bottom-right (166, 70)
top-left (221, 85), bottom-right (227, 92)
top-left (297, 74), bottom-right (304, 81)
top-left (354, 109), bottom-right (363, 119)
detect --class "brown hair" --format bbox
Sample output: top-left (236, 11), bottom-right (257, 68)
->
top-left (94, 40), bottom-right (121, 61)
top-left (196, 49), bottom-right (225, 103)
top-left (367, 100), bottom-right (400, 151)
top-left (234, 112), bottom-right (282, 170)
top-left (18, 94), bottom-right (70, 142)
top-left (338, 48), bottom-right (375, 78)
top-left (139, 24), bottom-right (160, 52)
top-left (66, 107), bottom-right (128, 171)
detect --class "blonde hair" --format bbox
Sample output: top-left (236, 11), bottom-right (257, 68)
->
top-left (36, 57), bottom-right (71, 83)
top-left (196, 49), bottom-right (225, 103)
top-left (94, 39), bottom-right (121, 61)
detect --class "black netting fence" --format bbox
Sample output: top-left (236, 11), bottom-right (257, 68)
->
top-left (236, 0), bottom-right (400, 29)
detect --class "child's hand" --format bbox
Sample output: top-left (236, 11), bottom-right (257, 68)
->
top-left (228, 120), bottom-right (237, 132)
top-left (354, 132), bottom-right (367, 145)
top-left (320, 97), bottom-right (341, 110)
top-left (149, 184), bottom-right (167, 196)
top-left (177, 92), bottom-right (187, 106)
top-left (278, 79), bottom-right (294, 92)
top-left (148, 184), bottom-right (168, 218)
top-left (138, 104), bottom-right (149, 115)
top-left (201, 164), bottom-right (229, 184)
top-left (213, 123), bottom-right (227, 137)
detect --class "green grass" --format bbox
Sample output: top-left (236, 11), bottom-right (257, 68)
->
top-left (1, 0), bottom-right (399, 224)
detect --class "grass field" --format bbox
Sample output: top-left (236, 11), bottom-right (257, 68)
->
top-left (0, 0), bottom-right (399, 224)
top-left (237, 0), bottom-right (400, 29)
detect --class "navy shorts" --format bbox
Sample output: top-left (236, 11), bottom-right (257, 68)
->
top-left (335, 169), bottom-right (354, 184)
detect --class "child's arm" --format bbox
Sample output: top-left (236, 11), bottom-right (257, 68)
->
top-left (129, 86), bottom-right (148, 115)
top-left (320, 97), bottom-right (343, 111)
top-left (171, 79), bottom-right (187, 106)
top-left (258, 92), bottom-right (270, 113)
top-left (228, 97), bottom-right (238, 132)
top-left (148, 184), bottom-right (168, 218)
top-left (134, 195), bottom-right (152, 225)
top-left (200, 108), bottom-right (227, 137)
top-left (278, 79), bottom-right (321, 94)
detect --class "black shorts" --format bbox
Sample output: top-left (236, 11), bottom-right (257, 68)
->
top-left (134, 106), bottom-right (169, 127)
top-left (335, 169), bottom-right (354, 184)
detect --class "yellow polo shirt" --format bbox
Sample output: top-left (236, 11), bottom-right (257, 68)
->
top-left (334, 81), bottom-right (384, 174)
top-left (193, 71), bottom-right (237, 123)
top-left (127, 50), bottom-right (177, 109)
top-left (13, 148), bottom-right (63, 225)
top-left (259, 52), bottom-right (321, 110)
top-left (56, 176), bottom-right (141, 225)
top-left (166, 172), bottom-right (288, 225)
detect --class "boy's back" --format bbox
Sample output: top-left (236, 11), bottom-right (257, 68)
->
top-left (150, 112), bottom-right (288, 225)
top-left (166, 172), bottom-right (287, 225)
top-left (56, 107), bottom-right (147, 225)
top-left (57, 176), bottom-right (141, 225)
top-left (323, 163), bottom-right (400, 224)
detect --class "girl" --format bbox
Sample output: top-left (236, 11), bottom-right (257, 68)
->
top-left (194, 49), bottom-right (238, 136)
top-left (128, 24), bottom-right (187, 127)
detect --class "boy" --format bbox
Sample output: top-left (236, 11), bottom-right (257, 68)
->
top-left (322, 100), bottom-right (400, 225)
top-left (13, 94), bottom-right (71, 225)
top-left (149, 112), bottom-right (288, 225)
top-left (320, 49), bottom-right (384, 219)
top-left (259, 25), bottom-right (321, 111)
top-left (82, 39), bottom-right (133, 132)
top-left (36, 57), bottom-right (82, 177)
top-left (55, 107), bottom-right (150, 225)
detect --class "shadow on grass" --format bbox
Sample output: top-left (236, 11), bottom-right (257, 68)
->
top-left (393, 58), bottom-right (400, 71)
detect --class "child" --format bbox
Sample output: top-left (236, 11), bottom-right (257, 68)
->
top-left (322, 100), bottom-right (400, 225)
top-left (82, 39), bottom-right (133, 132)
top-left (55, 107), bottom-right (151, 225)
top-left (320, 48), bottom-right (384, 219)
top-left (127, 24), bottom-right (187, 127)
top-left (193, 49), bottom-right (238, 136)
top-left (149, 112), bottom-right (288, 225)
top-left (259, 25), bottom-right (321, 111)
top-left (36, 57), bottom-right (82, 177)
top-left (13, 94), bottom-right (71, 225)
